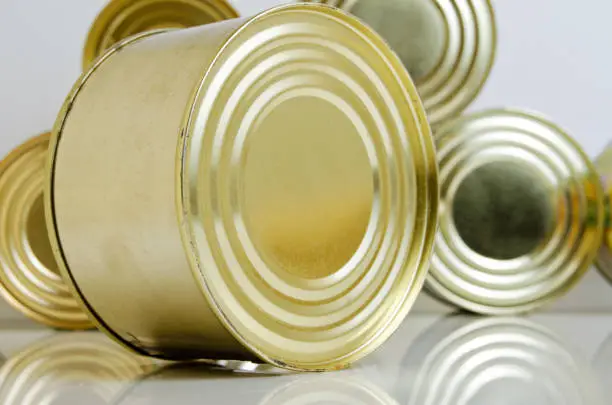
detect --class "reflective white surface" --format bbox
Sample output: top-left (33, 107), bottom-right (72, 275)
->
top-left (0, 314), bottom-right (609, 404)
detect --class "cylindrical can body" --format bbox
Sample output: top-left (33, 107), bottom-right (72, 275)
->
top-left (47, 4), bottom-right (438, 370)
top-left (427, 109), bottom-right (604, 314)
top-left (0, 134), bottom-right (92, 329)
top-left (82, 0), bottom-right (239, 69)
top-left (301, 0), bottom-right (497, 127)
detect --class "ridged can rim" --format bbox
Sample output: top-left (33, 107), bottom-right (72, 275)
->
top-left (426, 108), bottom-right (604, 315)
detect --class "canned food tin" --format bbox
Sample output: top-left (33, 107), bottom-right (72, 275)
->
top-left (301, 0), bottom-right (497, 127)
top-left (47, 4), bottom-right (438, 370)
top-left (0, 134), bottom-right (93, 329)
top-left (594, 142), bottom-right (612, 282)
top-left (0, 333), bottom-right (156, 404)
top-left (83, 0), bottom-right (239, 69)
top-left (427, 109), bottom-right (604, 314)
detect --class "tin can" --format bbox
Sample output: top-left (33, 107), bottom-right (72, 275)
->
top-left (83, 0), bottom-right (239, 69)
top-left (0, 134), bottom-right (93, 329)
top-left (47, 4), bottom-right (438, 370)
top-left (0, 333), bottom-right (156, 404)
top-left (594, 143), bottom-right (612, 282)
top-left (427, 109), bottom-right (604, 314)
top-left (301, 0), bottom-right (497, 127)
top-left (395, 317), bottom-right (601, 405)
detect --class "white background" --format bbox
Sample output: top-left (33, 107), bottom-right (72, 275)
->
top-left (1, 0), bottom-right (611, 319)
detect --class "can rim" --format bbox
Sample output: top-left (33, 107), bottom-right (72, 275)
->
top-left (426, 108), bottom-right (605, 315)
top-left (82, 0), bottom-right (240, 70)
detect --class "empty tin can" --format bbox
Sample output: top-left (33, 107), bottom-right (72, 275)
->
top-left (427, 109), bottom-right (604, 314)
top-left (82, 0), bottom-right (239, 69)
top-left (0, 134), bottom-right (92, 329)
top-left (47, 4), bottom-right (438, 370)
top-left (301, 0), bottom-right (497, 127)
top-left (595, 143), bottom-right (612, 282)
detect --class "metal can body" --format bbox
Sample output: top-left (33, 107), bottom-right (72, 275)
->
top-left (0, 134), bottom-right (92, 329)
top-left (82, 0), bottom-right (239, 69)
top-left (301, 0), bottom-right (497, 126)
top-left (427, 109), bottom-right (604, 314)
top-left (47, 4), bottom-right (438, 370)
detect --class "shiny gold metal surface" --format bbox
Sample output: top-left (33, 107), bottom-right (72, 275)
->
top-left (594, 143), bottom-right (612, 282)
top-left (0, 134), bottom-right (92, 329)
top-left (47, 4), bottom-right (438, 370)
top-left (82, 0), bottom-right (239, 69)
top-left (0, 333), bottom-right (157, 404)
top-left (302, 0), bottom-right (497, 126)
top-left (428, 109), bottom-right (604, 314)
top-left (396, 317), bottom-right (601, 405)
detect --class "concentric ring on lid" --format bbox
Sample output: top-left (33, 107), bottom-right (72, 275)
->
top-left (427, 109), bottom-right (604, 314)
top-left (178, 4), bottom-right (438, 369)
top-left (301, 0), bottom-right (496, 127)
top-left (0, 134), bottom-right (93, 329)
top-left (82, 0), bottom-right (239, 69)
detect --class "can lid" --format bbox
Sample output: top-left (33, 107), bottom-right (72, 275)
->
top-left (303, 0), bottom-right (496, 127)
top-left (427, 109), bottom-right (604, 314)
top-left (0, 134), bottom-right (93, 329)
top-left (595, 144), bottom-right (612, 282)
top-left (82, 0), bottom-right (239, 69)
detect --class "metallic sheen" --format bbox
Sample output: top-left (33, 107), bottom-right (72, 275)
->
top-left (47, 4), bottom-right (438, 371)
top-left (82, 0), bottom-right (239, 69)
top-left (0, 134), bottom-right (92, 329)
top-left (428, 109), bottom-right (604, 314)
top-left (396, 317), bottom-right (601, 405)
top-left (0, 333), bottom-right (157, 404)
top-left (595, 142), bottom-right (612, 282)
top-left (301, 0), bottom-right (497, 126)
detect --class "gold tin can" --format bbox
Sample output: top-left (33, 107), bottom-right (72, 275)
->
top-left (0, 333), bottom-right (157, 404)
top-left (301, 0), bottom-right (497, 127)
top-left (83, 0), bottom-right (239, 69)
top-left (595, 143), bottom-right (612, 282)
top-left (47, 4), bottom-right (438, 370)
top-left (0, 134), bottom-right (92, 329)
top-left (427, 109), bottom-right (604, 314)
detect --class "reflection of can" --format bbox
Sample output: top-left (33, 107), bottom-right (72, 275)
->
top-left (302, 0), bottom-right (496, 126)
top-left (594, 143), bottom-right (612, 282)
top-left (47, 4), bottom-right (438, 370)
top-left (427, 109), bottom-right (604, 314)
top-left (115, 363), bottom-right (397, 405)
top-left (0, 134), bottom-right (92, 329)
top-left (83, 0), bottom-right (239, 69)
top-left (0, 333), bottom-right (157, 405)
top-left (395, 316), bottom-right (603, 405)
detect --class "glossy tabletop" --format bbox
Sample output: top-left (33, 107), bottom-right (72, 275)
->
top-left (0, 314), bottom-right (609, 404)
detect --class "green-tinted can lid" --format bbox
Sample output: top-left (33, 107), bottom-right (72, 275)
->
top-left (83, 0), bottom-right (239, 69)
top-left (427, 109), bottom-right (604, 314)
top-left (302, 0), bottom-right (496, 126)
